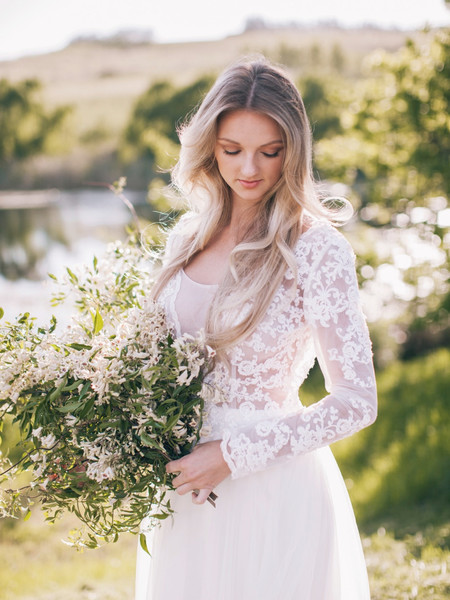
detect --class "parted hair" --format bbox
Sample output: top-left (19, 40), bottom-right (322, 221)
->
top-left (151, 56), bottom-right (347, 358)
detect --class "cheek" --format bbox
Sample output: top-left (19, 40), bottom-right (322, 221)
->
top-left (270, 159), bottom-right (283, 182)
top-left (215, 154), bottom-right (234, 179)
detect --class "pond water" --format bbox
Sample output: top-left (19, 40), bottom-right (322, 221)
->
top-left (0, 189), bottom-right (156, 323)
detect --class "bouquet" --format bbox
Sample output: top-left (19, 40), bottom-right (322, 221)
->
top-left (0, 234), bottom-right (214, 550)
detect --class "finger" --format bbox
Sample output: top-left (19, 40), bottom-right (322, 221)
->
top-left (165, 459), bottom-right (182, 474)
top-left (192, 489), bottom-right (213, 505)
top-left (171, 472), bottom-right (188, 488)
top-left (175, 483), bottom-right (193, 496)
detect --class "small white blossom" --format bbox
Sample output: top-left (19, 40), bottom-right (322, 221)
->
top-left (0, 235), bottom-right (211, 549)
top-left (40, 434), bottom-right (57, 449)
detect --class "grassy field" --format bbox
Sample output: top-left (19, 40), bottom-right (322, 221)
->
top-left (0, 26), bottom-right (421, 87)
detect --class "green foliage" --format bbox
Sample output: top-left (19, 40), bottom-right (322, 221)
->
top-left (0, 78), bottom-right (71, 163)
top-left (315, 30), bottom-right (450, 213)
top-left (298, 76), bottom-right (343, 140)
top-left (0, 239), bottom-right (212, 549)
top-left (313, 30), bottom-right (450, 359)
top-left (121, 75), bottom-right (214, 165)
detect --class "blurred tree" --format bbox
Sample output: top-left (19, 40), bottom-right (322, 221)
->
top-left (299, 76), bottom-right (343, 140)
top-left (121, 75), bottom-right (214, 167)
top-left (315, 30), bottom-right (450, 359)
top-left (0, 79), bottom-right (70, 164)
top-left (315, 30), bottom-right (449, 216)
top-left (330, 42), bottom-right (347, 73)
top-left (308, 43), bottom-right (323, 67)
top-left (277, 43), bottom-right (302, 68)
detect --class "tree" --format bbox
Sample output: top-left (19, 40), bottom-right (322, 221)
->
top-left (121, 75), bottom-right (214, 166)
top-left (299, 76), bottom-right (342, 141)
top-left (315, 30), bottom-right (450, 216)
top-left (0, 79), bottom-right (70, 164)
top-left (314, 30), bottom-right (450, 359)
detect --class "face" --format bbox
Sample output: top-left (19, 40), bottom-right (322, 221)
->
top-left (214, 110), bottom-right (285, 208)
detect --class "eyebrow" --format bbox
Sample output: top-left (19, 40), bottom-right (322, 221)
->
top-left (217, 137), bottom-right (284, 147)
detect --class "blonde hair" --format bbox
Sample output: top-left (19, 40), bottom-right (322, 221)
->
top-left (152, 56), bottom-right (348, 358)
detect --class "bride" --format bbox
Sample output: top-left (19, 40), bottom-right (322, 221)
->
top-left (135, 56), bottom-right (377, 600)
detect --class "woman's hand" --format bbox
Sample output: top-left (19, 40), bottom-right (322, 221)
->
top-left (166, 440), bottom-right (231, 505)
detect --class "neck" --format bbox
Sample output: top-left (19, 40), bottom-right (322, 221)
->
top-left (227, 199), bottom-right (261, 241)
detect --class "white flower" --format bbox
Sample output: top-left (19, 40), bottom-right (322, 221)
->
top-left (102, 466), bottom-right (115, 480)
top-left (173, 423), bottom-right (187, 438)
top-left (65, 414), bottom-right (79, 427)
top-left (40, 434), bottom-right (57, 449)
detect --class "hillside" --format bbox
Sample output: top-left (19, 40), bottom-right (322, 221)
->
top-left (0, 26), bottom-right (427, 110)
top-left (0, 26), bottom-right (433, 190)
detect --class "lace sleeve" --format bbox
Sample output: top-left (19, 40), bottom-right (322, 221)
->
top-left (220, 231), bottom-right (377, 479)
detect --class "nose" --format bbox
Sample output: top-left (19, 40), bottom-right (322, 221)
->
top-left (241, 153), bottom-right (258, 178)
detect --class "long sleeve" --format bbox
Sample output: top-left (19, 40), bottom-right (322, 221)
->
top-left (220, 230), bottom-right (377, 479)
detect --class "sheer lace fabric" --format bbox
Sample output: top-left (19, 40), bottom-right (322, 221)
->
top-left (159, 218), bottom-right (377, 479)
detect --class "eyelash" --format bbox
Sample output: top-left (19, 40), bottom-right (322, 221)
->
top-left (223, 150), bottom-right (281, 158)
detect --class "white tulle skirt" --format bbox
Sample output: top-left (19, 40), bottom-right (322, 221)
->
top-left (135, 447), bottom-right (370, 600)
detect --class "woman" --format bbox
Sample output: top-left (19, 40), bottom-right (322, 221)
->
top-left (135, 57), bottom-right (377, 600)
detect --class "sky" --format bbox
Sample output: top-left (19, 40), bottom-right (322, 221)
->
top-left (0, 0), bottom-right (449, 61)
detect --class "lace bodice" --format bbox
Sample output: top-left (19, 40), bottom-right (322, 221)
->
top-left (158, 218), bottom-right (377, 479)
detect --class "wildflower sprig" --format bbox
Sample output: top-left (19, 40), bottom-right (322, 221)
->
top-left (0, 237), bottom-right (213, 550)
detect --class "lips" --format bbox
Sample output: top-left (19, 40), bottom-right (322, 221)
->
top-left (238, 179), bottom-right (262, 189)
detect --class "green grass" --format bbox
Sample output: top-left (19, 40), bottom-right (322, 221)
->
top-left (0, 508), bottom-right (448, 600)
top-left (0, 512), bottom-right (136, 600)
top-left (302, 348), bottom-right (450, 523)
top-left (364, 523), bottom-right (450, 599)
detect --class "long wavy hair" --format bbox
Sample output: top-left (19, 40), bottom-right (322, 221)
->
top-left (152, 56), bottom-right (348, 358)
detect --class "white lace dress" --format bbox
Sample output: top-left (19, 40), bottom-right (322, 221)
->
top-left (135, 219), bottom-right (377, 600)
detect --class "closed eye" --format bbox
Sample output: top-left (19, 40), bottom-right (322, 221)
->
top-left (223, 149), bottom-right (240, 155)
top-left (262, 150), bottom-right (281, 158)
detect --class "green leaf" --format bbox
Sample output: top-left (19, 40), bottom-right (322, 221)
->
top-left (140, 433), bottom-right (163, 451)
top-left (63, 379), bottom-right (84, 392)
top-left (23, 509), bottom-right (32, 521)
top-left (56, 400), bottom-right (83, 413)
top-left (153, 512), bottom-right (171, 520)
top-left (78, 394), bottom-right (94, 419)
top-left (66, 267), bottom-right (78, 283)
top-left (0, 307), bottom-right (4, 320)
top-left (49, 315), bottom-right (57, 333)
top-left (163, 410), bottom-right (183, 433)
top-left (48, 376), bottom-right (68, 402)
top-left (67, 343), bottom-right (92, 351)
top-left (92, 309), bottom-right (104, 334)
top-left (140, 532), bottom-right (151, 555)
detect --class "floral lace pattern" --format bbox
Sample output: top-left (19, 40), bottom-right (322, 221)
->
top-left (160, 218), bottom-right (377, 479)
